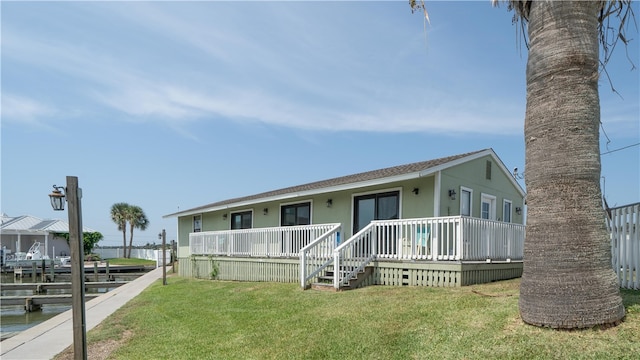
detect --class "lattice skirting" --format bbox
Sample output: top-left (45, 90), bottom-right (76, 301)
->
top-left (369, 261), bottom-right (523, 287)
top-left (179, 256), bottom-right (523, 287)
top-left (180, 256), bottom-right (300, 283)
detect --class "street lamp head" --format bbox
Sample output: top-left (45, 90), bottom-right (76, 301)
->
top-left (49, 185), bottom-right (66, 211)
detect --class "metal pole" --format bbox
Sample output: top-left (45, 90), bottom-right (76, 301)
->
top-left (67, 176), bottom-right (87, 360)
top-left (162, 229), bottom-right (167, 285)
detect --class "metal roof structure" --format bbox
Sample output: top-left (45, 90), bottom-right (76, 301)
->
top-left (0, 214), bottom-right (96, 235)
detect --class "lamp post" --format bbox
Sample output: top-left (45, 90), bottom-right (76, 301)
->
top-left (49, 177), bottom-right (87, 360)
top-left (159, 229), bottom-right (167, 285)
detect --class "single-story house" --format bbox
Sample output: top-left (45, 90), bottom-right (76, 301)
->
top-left (164, 148), bottom-right (526, 290)
top-left (1, 213), bottom-right (95, 264)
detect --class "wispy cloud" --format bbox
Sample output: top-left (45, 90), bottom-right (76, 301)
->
top-left (1, 94), bottom-right (58, 130)
top-left (2, 2), bottom-right (526, 137)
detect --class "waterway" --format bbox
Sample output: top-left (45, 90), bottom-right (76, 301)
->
top-left (0, 271), bottom-right (141, 340)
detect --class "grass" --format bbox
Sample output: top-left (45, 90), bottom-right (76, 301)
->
top-left (105, 258), bottom-right (156, 266)
top-left (74, 277), bottom-right (640, 360)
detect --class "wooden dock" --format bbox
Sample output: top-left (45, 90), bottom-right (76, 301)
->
top-left (1, 294), bottom-right (102, 311)
top-left (1, 281), bottom-right (128, 293)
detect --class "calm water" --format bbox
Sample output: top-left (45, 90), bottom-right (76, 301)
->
top-left (0, 272), bottom-right (126, 340)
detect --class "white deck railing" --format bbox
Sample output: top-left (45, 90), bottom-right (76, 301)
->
top-left (609, 203), bottom-right (639, 290)
top-left (189, 223), bottom-right (340, 258)
top-left (299, 224), bottom-right (342, 288)
top-left (332, 216), bottom-right (525, 288)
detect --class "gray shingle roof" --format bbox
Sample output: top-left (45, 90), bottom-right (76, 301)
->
top-left (167, 149), bottom-right (489, 217)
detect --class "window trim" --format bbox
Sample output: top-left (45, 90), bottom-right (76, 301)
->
top-left (279, 201), bottom-right (312, 226)
top-left (351, 188), bottom-right (402, 234)
top-left (460, 187), bottom-right (473, 217)
top-left (193, 214), bottom-right (202, 233)
top-left (230, 209), bottom-right (253, 230)
top-left (503, 199), bottom-right (513, 223)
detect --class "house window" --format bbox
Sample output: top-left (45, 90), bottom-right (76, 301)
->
top-left (503, 200), bottom-right (512, 223)
top-left (460, 187), bottom-right (472, 217)
top-left (281, 202), bottom-right (311, 226)
top-left (193, 215), bottom-right (202, 232)
top-left (353, 191), bottom-right (399, 233)
top-left (231, 211), bottom-right (252, 230)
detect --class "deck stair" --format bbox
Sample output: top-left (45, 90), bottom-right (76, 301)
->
top-left (311, 265), bottom-right (373, 291)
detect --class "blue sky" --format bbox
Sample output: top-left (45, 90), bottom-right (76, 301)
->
top-left (2, 1), bottom-right (638, 247)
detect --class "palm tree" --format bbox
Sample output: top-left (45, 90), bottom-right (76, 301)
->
top-left (499, 1), bottom-right (629, 328)
top-left (126, 205), bottom-right (149, 258)
top-left (410, 0), bottom-right (631, 328)
top-left (110, 202), bottom-right (130, 257)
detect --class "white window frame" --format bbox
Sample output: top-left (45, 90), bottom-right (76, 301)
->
top-left (279, 200), bottom-right (313, 226)
top-left (460, 187), bottom-right (473, 217)
top-left (193, 214), bottom-right (202, 233)
top-left (230, 209), bottom-right (254, 230)
top-left (503, 199), bottom-right (513, 223)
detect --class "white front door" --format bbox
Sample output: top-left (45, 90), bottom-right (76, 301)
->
top-left (481, 194), bottom-right (497, 220)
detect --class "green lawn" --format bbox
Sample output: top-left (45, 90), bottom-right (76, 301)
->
top-left (76, 277), bottom-right (640, 360)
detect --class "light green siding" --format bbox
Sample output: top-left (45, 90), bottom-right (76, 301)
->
top-left (176, 176), bottom-right (439, 240)
top-left (175, 153), bottom-right (525, 249)
top-left (440, 155), bottom-right (524, 224)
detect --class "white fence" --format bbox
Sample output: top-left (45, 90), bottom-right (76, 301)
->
top-left (190, 223), bottom-right (342, 258)
top-left (93, 248), bottom-right (171, 267)
top-left (609, 203), bottom-right (639, 290)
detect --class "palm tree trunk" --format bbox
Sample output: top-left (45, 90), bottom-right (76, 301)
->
top-left (128, 226), bottom-right (134, 259)
top-left (122, 228), bottom-right (127, 258)
top-left (519, 0), bottom-right (625, 328)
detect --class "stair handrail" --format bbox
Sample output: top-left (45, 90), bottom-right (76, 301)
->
top-left (333, 222), bottom-right (378, 289)
top-left (299, 223), bottom-right (342, 289)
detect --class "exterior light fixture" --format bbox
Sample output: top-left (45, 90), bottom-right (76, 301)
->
top-left (448, 189), bottom-right (457, 200)
top-left (412, 188), bottom-right (419, 195)
top-left (49, 185), bottom-right (66, 211)
top-left (326, 199), bottom-right (333, 208)
top-left (263, 208), bottom-right (269, 215)
top-left (515, 207), bottom-right (522, 215)
top-left (223, 213), bottom-right (227, 220)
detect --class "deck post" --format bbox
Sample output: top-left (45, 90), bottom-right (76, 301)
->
top-left (50, 259), bottom-right (55, 282)
top-left (162, 229), bottom-right (167, 286)
top-left (300, 251), bottom-right (306, 289)
top-left (32, 262), bottom-right (37, 282)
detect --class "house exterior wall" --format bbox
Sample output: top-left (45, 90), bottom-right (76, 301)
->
top-left (176, 176), bottom-right (439, 257)
top-left (440, 155), bottom-right (525, 224)
top-left (175, 153), bottom-right (525, 257)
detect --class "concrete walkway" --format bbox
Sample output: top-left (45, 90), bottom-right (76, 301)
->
top-left (1, 266), bottom-right (167, 360)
